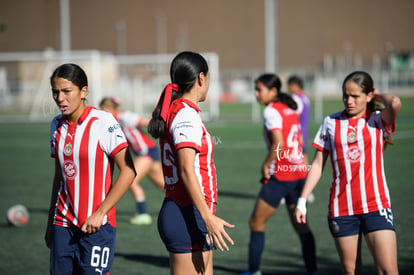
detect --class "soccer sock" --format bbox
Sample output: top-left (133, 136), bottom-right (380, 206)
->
top-left (248, 231), bottom-right (265, 272)
top-left (136, 200), bottom-right (148, 214)
top-left (299, 231), bottom-right (317, 274)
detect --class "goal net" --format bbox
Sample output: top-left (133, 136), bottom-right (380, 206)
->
top-left (0, 50), bottom-right (221, 122)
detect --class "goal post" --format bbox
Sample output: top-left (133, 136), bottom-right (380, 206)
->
top-left (113, 52), bottom-right (221, 120)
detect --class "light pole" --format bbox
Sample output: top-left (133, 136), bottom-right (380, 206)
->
top-left (264, 0), bottom-right (277, 73)
top-left (59, 0), bottom-right (71, 53)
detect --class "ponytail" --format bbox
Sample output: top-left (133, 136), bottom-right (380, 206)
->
top-left (277, 91), bottom-right (297, 110)
top-left (147, 92), bottom-right (167, 139)
top-left (148, 84), bottom-right (179, 139)
top-left (148, 51), bottom-right (209, 139)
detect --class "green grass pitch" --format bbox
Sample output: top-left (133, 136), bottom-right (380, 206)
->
top-left (0, 98), bottom-right (413, 274)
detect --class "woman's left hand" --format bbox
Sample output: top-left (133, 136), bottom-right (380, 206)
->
top-left (204, 214), bottom-right (235, 252)
top-left (80, 212), bottom-right (105, 234)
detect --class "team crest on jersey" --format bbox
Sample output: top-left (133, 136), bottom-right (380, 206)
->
top-left (347, 145), bottom-right (361, 163)
top-left (63, 160), bottom-right (77, 180)
top-left (64, 143), bottom-right (73, 156)
top-left (347, 131), bottom-right (357, 143)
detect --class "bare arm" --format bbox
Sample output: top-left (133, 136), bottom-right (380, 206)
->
top-left (177, 147), bottom-right (234, 251)
top-left (262, 130), bottom-right (284, 180)
top-left (374, 92), bottom-right (402, 127)
top-left (138, 117), bottom-right (150, 128)
top-left (81, 148), bottom-right (136, 234)
top-left (295, 149), bottom-right (329, 224)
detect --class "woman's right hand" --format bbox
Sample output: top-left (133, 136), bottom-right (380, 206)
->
top-left (295, 208), bottom-right (307, 224)
top-left (261, 163), bottom-right (271, 181)
top-left (204, 214), bottom-right (235, 252)
top-left (295, 197), bottom-right (307, 224)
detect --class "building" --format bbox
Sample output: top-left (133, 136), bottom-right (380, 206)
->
top-left (1, 0), bottom-right (413, 71)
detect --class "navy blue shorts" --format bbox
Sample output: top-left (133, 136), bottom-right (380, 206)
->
top-left (50, 224), bottom-right (116, 275)
top-left (147, 146), bottom-right (160, 161)
top-left (328, 208), bottom-right (396, 238)
top-left (258, 176), bottom-right (305, 208)
top-left (133, 146), bottom-right (160, 161)
top-left (158, 198), bottom-right (213, 253)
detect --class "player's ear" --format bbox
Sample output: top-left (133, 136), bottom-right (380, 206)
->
top-left (366, 90), bottom-right (374, 103)
top-left (197, 72), bottom-right (205, 87)
top-left (80, 86), bottom-right (88, 100)
top-left (271, 86), bottom-right (278, 97)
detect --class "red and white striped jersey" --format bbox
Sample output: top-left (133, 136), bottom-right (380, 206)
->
top-left (161, 98), bottom-right (217, 214)
top-left (263, 101), bottom-right (307, 181)
top-left (313, 110), bottom-right (395, 217)
top-left (115, 111), bottom-right (156, 156)
top-left (50, 107), bottom-right (128, 228)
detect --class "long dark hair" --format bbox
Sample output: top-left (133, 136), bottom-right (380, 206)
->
top-left (342, 71), bottom-right (394, 147)
top-left (148, 51), bottom-right (209, 139)
top-left (50, 63), bottom-right (88, 89)
top-left (255, 73), bottom-right (297, 110)
top-left (342, 71), bottom-right (375, 111)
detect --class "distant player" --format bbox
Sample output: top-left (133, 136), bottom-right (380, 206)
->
top-left (295, 71), bottom-right (401, 274)
top-left (45, 63), bottom-right (136, 275)
top-left (148, 51), bottom-right (234, 275)
top-left (287, 75), bottom-right (310, 155)
top-left (287, 75), bottom-right (315, 203)
top-left (100, 97), bottom-right (164, 225)
top-left (242, 74), bottom-right (318, 275)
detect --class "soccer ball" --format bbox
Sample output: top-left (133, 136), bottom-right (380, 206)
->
top-left (6, 204), bottom-right (29, 227)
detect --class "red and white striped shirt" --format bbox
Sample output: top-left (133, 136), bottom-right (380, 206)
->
top-left (50, 107), bottom-right (128, 228)
top-left (313, 110), bottom-right (395, 217)
top-left (115, 111), bottom-right (156, 156)
top-left (263, 101), bottom-right (307, 181)
top-left (161, 98), bottom-right (217, 214)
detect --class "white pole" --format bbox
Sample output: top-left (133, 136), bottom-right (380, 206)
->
top-left (59, 0), bottom-right (71, 53)
top-left (264, 0), bottom-right (277, 73)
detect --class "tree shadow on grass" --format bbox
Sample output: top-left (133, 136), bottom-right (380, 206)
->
top-left (218, 190), bottom-right (256, 200)
top-left (115, 252), bottom-right (170, 268)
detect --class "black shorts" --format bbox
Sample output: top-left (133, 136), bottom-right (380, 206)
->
top-left (157, 198), bottom-right (213, 253)
top-left (328, 208), bottom-right (396, 238)
top-left (258, 176), bottom-right (305, 208)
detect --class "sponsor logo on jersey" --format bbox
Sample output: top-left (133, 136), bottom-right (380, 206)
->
top-left (108, 123), bottom-right (121, 133)
top-left (175, 121), bottom-right (194, 129)
top-left (347, 145), bottom-right (361, 163)
top-left (63, 160), bottom-right (77, 180)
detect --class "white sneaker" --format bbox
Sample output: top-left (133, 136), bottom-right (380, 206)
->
top-left (130, 213), bottom-right (152, 225)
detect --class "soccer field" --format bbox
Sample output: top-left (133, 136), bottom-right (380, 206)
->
top-left (0, 98), bottom-right (413, 274)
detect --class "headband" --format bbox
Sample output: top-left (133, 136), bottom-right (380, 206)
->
top-left (152, 83), bottom-right (179, 122)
